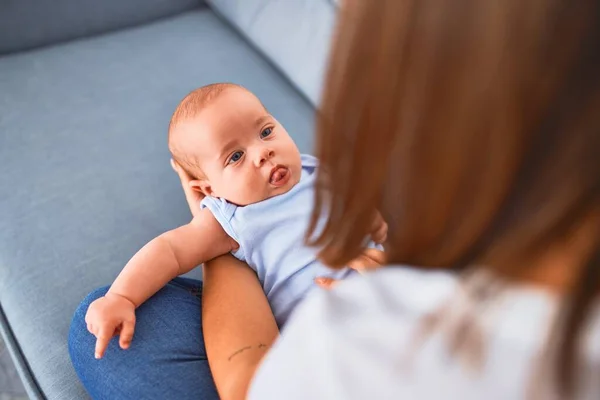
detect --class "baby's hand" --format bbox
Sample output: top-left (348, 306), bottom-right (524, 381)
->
top-left (370, 211), bottom-right (388, 244)
top-left (85, 293), bottom-right (136, 359)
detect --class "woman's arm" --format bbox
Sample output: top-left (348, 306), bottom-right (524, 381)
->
top-left (202, 255), bottom-right (279, 400)
top-left (171, 158), bottom-right (279, 398)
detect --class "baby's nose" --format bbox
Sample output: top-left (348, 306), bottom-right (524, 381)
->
top-left (255, 149), bottom-right (274, 166)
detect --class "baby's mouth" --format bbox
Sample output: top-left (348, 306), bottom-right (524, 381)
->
top-left (269, 166), bottom-right (290, 187)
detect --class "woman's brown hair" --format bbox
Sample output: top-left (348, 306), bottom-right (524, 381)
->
top-left (309, 0), bottom-right (600, 396)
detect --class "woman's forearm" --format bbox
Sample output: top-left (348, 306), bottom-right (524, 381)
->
top-left (202, 255), bottom-right (279, 400)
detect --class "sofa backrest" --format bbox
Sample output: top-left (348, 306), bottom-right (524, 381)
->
top-left (206, 0), bottom-right (338, 107)
top-left (0, 0), bottom-right (203, 55)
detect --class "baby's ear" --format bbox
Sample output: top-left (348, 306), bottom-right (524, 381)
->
top-left (190, 179), bottom-right (213, 197)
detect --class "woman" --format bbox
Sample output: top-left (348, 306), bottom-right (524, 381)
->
top-left (70, 0), bottom-right (600, 398)
top-left (246, 0), bottom-right (600, 398)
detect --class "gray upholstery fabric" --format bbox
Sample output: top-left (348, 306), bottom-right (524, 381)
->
top-left (207, 0), bottom-right (338, 106)
top-left (0, 9), bottom-right (315, 399)
top-left (0, 0), bottom-right (203, 54)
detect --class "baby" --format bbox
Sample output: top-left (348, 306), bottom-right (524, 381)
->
top-left (86, 83), bottom-right (386, 358)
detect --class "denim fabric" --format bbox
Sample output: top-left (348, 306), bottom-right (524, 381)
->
top-left (68, 278), bottom-right (219, 400)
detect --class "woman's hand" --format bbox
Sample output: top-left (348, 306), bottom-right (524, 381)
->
top-left (370, 211), bottom-right (388, 244)
top-left (171, 159), bottom-right (204, 218)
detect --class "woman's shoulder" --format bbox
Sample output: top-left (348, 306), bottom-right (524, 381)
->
top-left (250, 266), bottom-right (600, 399)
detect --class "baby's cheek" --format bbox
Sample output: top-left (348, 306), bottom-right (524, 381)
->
top-left (228, 173), bottom-right (261, 204)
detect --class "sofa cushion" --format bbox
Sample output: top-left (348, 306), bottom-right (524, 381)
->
top-left (207, 0), bottom-right (338, 106)
top-left (0, 0), bottom-right (203, 54)
top-left (0, 9), bottom-right (315, 399)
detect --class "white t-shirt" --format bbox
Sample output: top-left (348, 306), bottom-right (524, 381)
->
top-left (248, 266), bottom-right (600, 400)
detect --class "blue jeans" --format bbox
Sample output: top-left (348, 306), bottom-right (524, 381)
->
top-left (68, 278), bottom-right (219, 400)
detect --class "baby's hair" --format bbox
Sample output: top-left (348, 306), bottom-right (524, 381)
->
top-left (168, 82), bottom-right (246, 178)
top-left (169, 83), bottom-right (246, 133)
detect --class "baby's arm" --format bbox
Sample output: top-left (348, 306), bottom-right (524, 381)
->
top-left (109, 208), bottom-right (236, 305)
top-left (86, 208), bottom-right (237, 358)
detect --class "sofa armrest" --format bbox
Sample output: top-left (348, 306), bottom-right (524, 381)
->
top-left (207, 0), bottom-right (338, 107)
top-left (0, 0), bottom-right (205, 55)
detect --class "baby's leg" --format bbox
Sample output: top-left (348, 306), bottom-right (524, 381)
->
top-left (68, 278), bottom-right (218, 400)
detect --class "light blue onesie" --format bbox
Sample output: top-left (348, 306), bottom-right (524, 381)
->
top-left (201, 154), bottom-right (361, 327)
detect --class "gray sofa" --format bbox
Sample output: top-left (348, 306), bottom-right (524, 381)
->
top-left (0, 1), bottom-right (337, 398)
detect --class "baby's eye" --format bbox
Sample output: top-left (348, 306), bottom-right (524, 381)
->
top-left (228, 151), bottom-right (244, 164)
top-left (260, 127), bottom-right (273, 139)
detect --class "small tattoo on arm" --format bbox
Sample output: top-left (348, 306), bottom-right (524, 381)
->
top-left (228, 346), bottom-right (252, 361)
top-left (227, 343), bottom-right (270, 361)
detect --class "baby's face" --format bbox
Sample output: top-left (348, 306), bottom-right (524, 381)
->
top-left (173, 88), bottom-right (302, 206)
